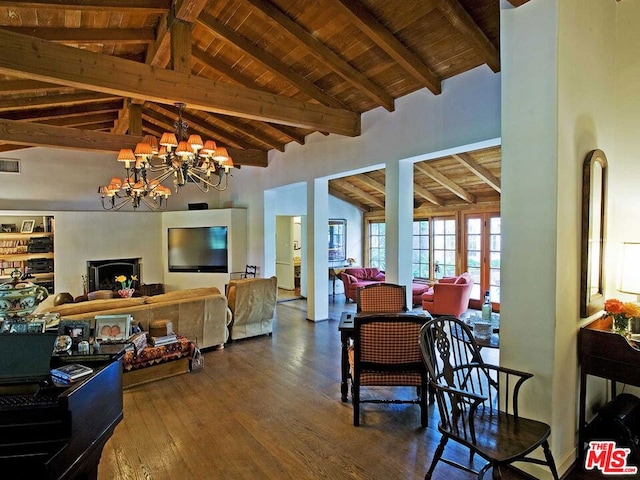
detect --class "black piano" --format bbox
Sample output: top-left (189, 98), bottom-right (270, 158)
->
top-left (0, 359), bottom-right (123, 479)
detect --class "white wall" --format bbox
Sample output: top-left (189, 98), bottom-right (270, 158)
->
top-left (0, 210), bottom-right (163, 297)
top-left (0, 148), bottom-right (223, 212)
top-left (161, 208), bottom-right (247, 293)
top-left (501, 0), bottom-right (617, 476)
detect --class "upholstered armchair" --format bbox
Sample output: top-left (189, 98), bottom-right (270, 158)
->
top-left (226, 276), bottom-right (277, 341)
top-left (421, 272), bottom-right (473, 317)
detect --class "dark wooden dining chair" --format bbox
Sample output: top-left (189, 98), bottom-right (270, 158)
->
top-left (356, 282), bottom-right (408, 313)
top-left (418, 316), bottom-right (559, 480)
top-left (351, 312), bottom-right (430, 427)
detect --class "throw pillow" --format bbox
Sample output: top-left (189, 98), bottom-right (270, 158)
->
top-left (374, 272), bottom-right (386, 281)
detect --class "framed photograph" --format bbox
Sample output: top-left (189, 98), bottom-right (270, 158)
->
top-left (27, 319), bottom-right (46, 334)
top-left (328, 218), bottom-right (346, 262)
top-left (9, 322), bottom-right (28, 334)
top-left (95, 314), bottom-right (131, 342)
top-left (20, 219), bottom-right (35, 234)
top-left (1, 223), bottom-right (16, 233)
top-left (58, 319), bottom-right (90, 344)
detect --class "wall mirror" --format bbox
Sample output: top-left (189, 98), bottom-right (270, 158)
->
top-left (580, 149), bottom-right (607, 318)
top-left (328, 219), bottom-right (346, 262)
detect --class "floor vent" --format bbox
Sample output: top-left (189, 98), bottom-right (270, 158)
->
top-left (0, 158), bottom-right (20, 174)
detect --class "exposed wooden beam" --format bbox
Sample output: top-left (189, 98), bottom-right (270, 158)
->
top-left (506, 0), bottom-right (530, 6)
top-left (415, 163), bottom-right (475, 203)
top-left (331, 0), bottom-right (441, 95)
top-left (329, 187), bottom-right (369, 212)
top-left (214, 114), bottom-right (286, 152)
top-left (37, 112), bottom-right (117, 127)
top-left (0, 91), bottom-right (116, 112)
top-left (0, 27), bottom-right (156, 44)
top-left (436, 0), bottom-right (500, 73)
top-left (355, 174), bottom-right (385, 194)
top-left (0, 29), bottom-right (360, 136)
top-left (243, 0), bottom-right (394, 112)
top-left (453, 153), bottom-right (501, 193)
top-left (0, 1), bottom-right (170, 12)
top-left (196, 13), bottom-right (346, 110)
top-left (146, 104), bottom-right (259, 151)
top-left (0, 79), bottom-right (68, 94)
top-left (0, 100), bottom-right (124, 121)
top-left (265, 123), bottom-right (306, 146)
top-left (413, 183), bottom-right (444, 206)
top-left (331, 178), bottom-right (385, 208)
top-left (0, 117), bottom-right (267, 166)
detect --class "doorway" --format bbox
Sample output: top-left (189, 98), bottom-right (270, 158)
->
top-left (463, 213), bottom-right (501, 311)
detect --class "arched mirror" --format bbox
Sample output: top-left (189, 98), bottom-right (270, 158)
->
top-left (580, 149), bottom-right (607, 318)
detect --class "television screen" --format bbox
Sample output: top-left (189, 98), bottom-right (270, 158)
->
top-left (168, 226), bottom-right (228, 273)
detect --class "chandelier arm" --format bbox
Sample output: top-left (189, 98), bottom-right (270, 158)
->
top-left (140, 196), bottom-right (167, 211)
top-left (187, 170), bottom-right (227, 191)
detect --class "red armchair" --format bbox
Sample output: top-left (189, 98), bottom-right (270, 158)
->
top-left (421, 272), bottom-right (473, 317)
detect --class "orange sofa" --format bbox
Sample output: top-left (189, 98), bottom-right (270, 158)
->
top-left (421, 272), bottom-right (474, 317)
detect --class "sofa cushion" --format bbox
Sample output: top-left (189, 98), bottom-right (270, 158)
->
top-left (374, 272), bottom-right (386, 281)
top-left (44, 297), bottom-right (146, 316)
top-left (422, 288), bottom-right (434, 301)
top-left (144, 287), bottom-right (221, 304)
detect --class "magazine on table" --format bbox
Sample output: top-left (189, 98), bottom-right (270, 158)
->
top-left (50, 363), bottom-right (94, 382)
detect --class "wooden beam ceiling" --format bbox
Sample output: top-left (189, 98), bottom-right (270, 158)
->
top-left (0, 29), bottom-right (360, 136)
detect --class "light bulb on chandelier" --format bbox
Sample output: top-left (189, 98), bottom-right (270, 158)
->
top-left (98, 103), bottom-right (234, 211)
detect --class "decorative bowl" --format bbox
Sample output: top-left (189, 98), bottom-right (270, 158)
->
top-left (0, 269), bottom-right (49, 319)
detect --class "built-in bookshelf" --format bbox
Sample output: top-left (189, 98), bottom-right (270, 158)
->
top-left (0, 215), bottom-right (54, 293)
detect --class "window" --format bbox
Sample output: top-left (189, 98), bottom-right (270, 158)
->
top-left (412, 220), bottom-right (429, 278)
top-left (368, 221), bottom-right (386, 270)
top-left (432, 218), bottom-right (456, 278)
top-left (464, 213), bottom-right (501, 309)
top-left (411, 217), bottom-right (455, 279)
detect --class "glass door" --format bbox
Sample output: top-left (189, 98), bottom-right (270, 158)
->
top-left (464, 213), bottom-right (500, 311)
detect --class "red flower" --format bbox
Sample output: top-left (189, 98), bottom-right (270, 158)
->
top-left (605, 299), bottom-right (625, 315)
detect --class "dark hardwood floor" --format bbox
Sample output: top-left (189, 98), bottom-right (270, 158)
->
top-left (98, 294), bottom-right (605, 480)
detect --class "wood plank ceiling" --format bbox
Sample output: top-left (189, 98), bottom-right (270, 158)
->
top-left (0, 0), bottom-right (523, 208)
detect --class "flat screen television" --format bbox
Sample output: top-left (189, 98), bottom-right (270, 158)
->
top-left (168, 226), bottom-right (228, 273)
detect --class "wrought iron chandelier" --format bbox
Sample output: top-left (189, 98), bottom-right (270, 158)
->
top-left (98, 103), bottom-right (234, 211)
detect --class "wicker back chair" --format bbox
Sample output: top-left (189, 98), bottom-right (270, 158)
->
top-left (418, 316), bottom-right (559, 480)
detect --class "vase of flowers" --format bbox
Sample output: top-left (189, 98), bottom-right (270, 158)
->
top-left (115, 274), bottom-right (137, 298)
top-left (603, 299), bottom-right (640, 336)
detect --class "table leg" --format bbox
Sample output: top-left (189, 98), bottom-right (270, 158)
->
top-left (340, 330), bottom-right (350, 402)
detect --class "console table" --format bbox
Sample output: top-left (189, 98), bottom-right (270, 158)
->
top-left (578, 316), bottom-right (640, 465)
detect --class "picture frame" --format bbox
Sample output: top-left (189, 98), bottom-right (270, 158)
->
top-left (58, 319), bottom-right (90, 344)
top-left (20, 219), bottom-right (35, 234)
top-left (1, 223), bottom-right (16, 233)
top-left (9, 322), bottom-right (28, 334)
top-left (27, 319), bottom-right (46, 334)
top-left (580, 149), bottom-right (608, 318)
top-left (328, 218), bottom-right (346, 262)
top-left (94, 314), bottom-right (131, 342)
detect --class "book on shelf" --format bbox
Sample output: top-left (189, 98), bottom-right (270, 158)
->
top-left (150, 333), bottom-right (178, 346)
top-left (50, 363), bottom-right (93, 382)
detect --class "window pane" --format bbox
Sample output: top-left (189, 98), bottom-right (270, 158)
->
top-left (468, 218), bottom-right (481, 234)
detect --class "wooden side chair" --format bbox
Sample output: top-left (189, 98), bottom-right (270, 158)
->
top-left (418, 316), bottom-right (559, 480)
top-left (351, 312), bottom-right (430, 427)
top-left (356, 282), bottom-right (408, 313)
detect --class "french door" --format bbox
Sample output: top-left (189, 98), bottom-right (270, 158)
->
top-left (464, 213), bottom-right (501, 311)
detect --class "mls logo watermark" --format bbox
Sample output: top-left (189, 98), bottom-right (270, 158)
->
top-left (585, 441), bottom-right (638, 475)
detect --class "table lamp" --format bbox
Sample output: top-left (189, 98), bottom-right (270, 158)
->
top-left (619, 242), bottom-right (640, 302)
